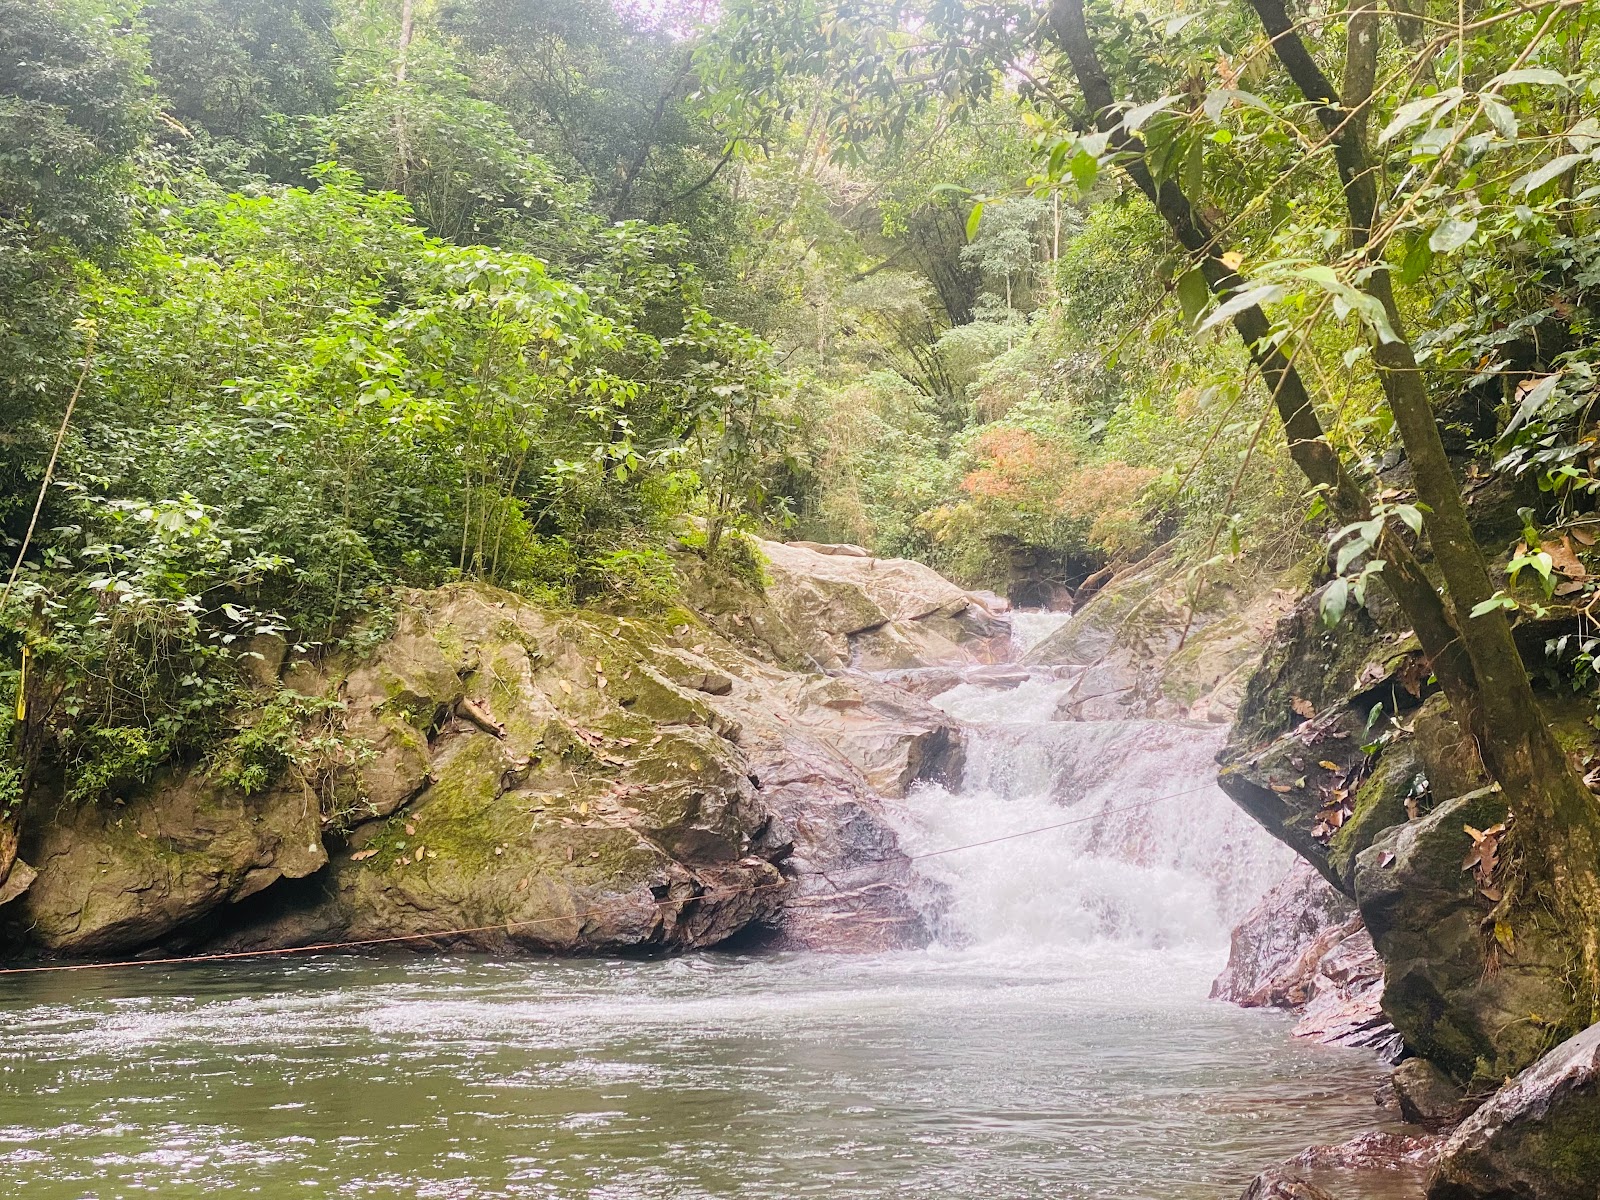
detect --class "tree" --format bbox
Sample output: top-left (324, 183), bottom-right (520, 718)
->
top-left (706, 0), bottom-right (1600, 1043)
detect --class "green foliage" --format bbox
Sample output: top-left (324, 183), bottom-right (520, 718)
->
top-left (208, 687), bottom-right (365, 804)
top-left (0, 3), bottom-right (795, 818)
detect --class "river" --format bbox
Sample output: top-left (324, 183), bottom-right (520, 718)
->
top-left (0, 616), bottom-right (1412, 1199)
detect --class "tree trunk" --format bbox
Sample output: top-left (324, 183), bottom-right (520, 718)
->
top-left (1243, 0), bottom-right (1600, 1017)
top-left (1044, 0), bottom-right (1478, 718)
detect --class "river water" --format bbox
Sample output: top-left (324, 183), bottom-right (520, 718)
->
top-left (0, 617), bottom-right (1411, 1200)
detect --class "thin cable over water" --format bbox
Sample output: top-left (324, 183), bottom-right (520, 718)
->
top-left (0, 782), bottom-right (1217, 978)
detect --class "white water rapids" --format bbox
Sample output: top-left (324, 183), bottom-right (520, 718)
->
top-left (898, 664), bottom-right (1294, 954)
top-left (0, 614), bottom-right (1407, 1199)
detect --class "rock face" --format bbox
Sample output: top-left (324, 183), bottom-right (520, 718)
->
top-left (752, 538), bottom-right (1010, 671)
top-left (1428, 1022), bottom-right (1600, 1200)
top-left (1215, 575), bottom-right (1589, 1087)
top-left (11, 771), bottom-right (326, 955)
top-left (1023, 550), bottom-right (1302, 722)
top-left (1213, 859), bottom-right (1401, 1059)
top-left (2, 534), bottom-right (981, 960)
top-left (1356, 789), bottom-right (1573, 1086)
top-left (1239, 1167), bottom-right (1338, 1200)
top-left (1394, 1058), bottom-right (1473, 1132)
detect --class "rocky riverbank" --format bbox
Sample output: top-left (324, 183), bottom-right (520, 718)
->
top-left (1209, 561), bottom-right (1600, 1196)
top-left (0, 536), bottom-right (1004, 961)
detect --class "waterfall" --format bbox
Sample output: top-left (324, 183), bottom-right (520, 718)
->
top-left (888, 639), bottom-right (1293, 955)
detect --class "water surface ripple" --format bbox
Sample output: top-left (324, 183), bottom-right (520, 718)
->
top-left (0, 948), bottom-right (1398, 1199)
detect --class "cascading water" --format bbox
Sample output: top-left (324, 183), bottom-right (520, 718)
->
top-left (889, 619), bottom-right (1295, 955)
top-left (0, 613), bottom-right (1404, 1200)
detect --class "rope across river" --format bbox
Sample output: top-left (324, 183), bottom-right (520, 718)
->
top-left (0, 781), bottom-right (1220, 978)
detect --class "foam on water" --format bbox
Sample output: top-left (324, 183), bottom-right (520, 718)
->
top-left (1007, 608), bottom-right (1074, 654)
top-left (891, 672), bottom-right (1293, 956)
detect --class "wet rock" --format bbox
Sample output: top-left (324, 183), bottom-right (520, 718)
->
top-left (212, 583), bottom-right (957, 958)
top-left (1394, 1058), bottom-right (1473, 1132)
top-left (756, 538), bottom-right (1005, 670)
top-left (1292, 926), bottom-right (1403, 1060)
top-left (962, 664), bottom-right (1035, 690)
top-left (1218, 705), bottom-right (1373, 895)
top-left (1025, 550), bottom-right (1302, 721)
top-left (676, 537), bottom-right (1006, 671)
top-left (1214, 860), bottom-right (1402, 1058)
top-left (1288, 1131), bottom-right (1444, 1173)
top-left (1213, 860), bottom-right (1359, 1006)
top-left (1356, 790), bottom-right (1575, 1085)
top-left (14, 770), bottom-right (326, 955)
top-left (10, 526), bottom-right (993, 961)
top-left (779, 674), bottom-right (963, 798)
top-left (1427, 1022), bottom-right (1600, 1199)
top-left (785, 540), bottom-right (872, 557)
top-left (1239, 1166), bottom-right (1338, 1200)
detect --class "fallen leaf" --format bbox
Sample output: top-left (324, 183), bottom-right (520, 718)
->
top-left (1317, 760), bottom-right (1341, 771)
top-left (1573, 527), bottom-right (1597, 547)
top-left (1379, 850), bottom-right (1396, 868)
top-left (1270, 783), bottom-right (1293, 793)
top-left (413, 846), bottom-right (425, 863)
top-left (558, 679), bottom-right (573, 695)
top-left (1494, 919), bottom-right (1516, 955)
top-left (405, 823), bottom-right (416, 835)
top-left (1291, 696), bottom-right (1316, 719)
top-left (1545, 538), bottom-right (1586, 579)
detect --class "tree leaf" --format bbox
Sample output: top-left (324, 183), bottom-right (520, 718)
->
top-left (1336, 539), bottom-right (1365, 574)
top-left (1399, 235), bottom-right (1434, 284)
top-left (1504, 373), bottom-right (1560, 438)
top-left (1176, 268), bottom-right (1209, 327)
top-left (1514, 153), bottom-right (1588, 195)
top-left (1488, 68), bottom-right (1568, 90)
top-left (1202, 88), bottom-right (1272, 123)
top-left (1197, 283), bottom-right (1284, 335)
top-left (1429, 216), bottom-right (1478, 253)
top-left (1377, 91), bottom-right (1459, 145)
top-left (1122, 94), bottom-right (1179, 133)
top-left (1481, 95), bottom-right (1518, 139)
top-left (965, 201), bottom-right (984, 240)
top-left (1320, 577), bottom-right (1349, 628)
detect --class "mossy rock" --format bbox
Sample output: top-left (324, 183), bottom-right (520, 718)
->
top-left (1357, 789), bottom-right (1578, 1086)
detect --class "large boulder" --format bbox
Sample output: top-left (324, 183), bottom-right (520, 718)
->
top-left (1213, 860), bottom-right (1361, 1007)
top-left (11, 770), bottom-right (326, 955)
top-left (1356, 790), bottom-right (1575, 1086)
top-left (750, 538), bottom-right (1009, 670)
top-left (3, 531), bottom-right (986, 961)
top-left (208, 582), bottom-right (958, 958)
top-left (1239, 1167), bottom-right (1337, 1200)
top-left (212, 588), bottom-right (795, 955)
top-left (1394, 1058), bottom-right (1474, 1132)
top-left (1428, 1022), bottom-right (1600, 1199)
top-left (1024, 550), bottom-right (1302, 722)
top-left (1214, 859), bottom-right (1401, 1058)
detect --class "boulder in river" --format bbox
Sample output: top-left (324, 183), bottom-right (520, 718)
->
top-left (1024, 548), bottom-right (1302, 722)
top-left (1212, 859), bottom-right (1401, 1058)
top-left (1238, 1166), bottom-right (1338, 1200)
top-left (3, 529), bottom-right (986, 960)
top-left (1427, 1021), bottom-right (1600, 1199)
top-left (1393, 1058), bottom-right (1474, 1132)
top-left (11, 769), bottom-right (327, 956)
top-left (1355, 788), bottom-right (1575, 1086)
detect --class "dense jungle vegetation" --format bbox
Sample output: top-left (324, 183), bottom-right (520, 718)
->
top-left (9, 0), bottom-right (1600, 992)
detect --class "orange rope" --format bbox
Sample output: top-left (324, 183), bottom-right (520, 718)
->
top-left (0, 783), bottom-right (1216, 978)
